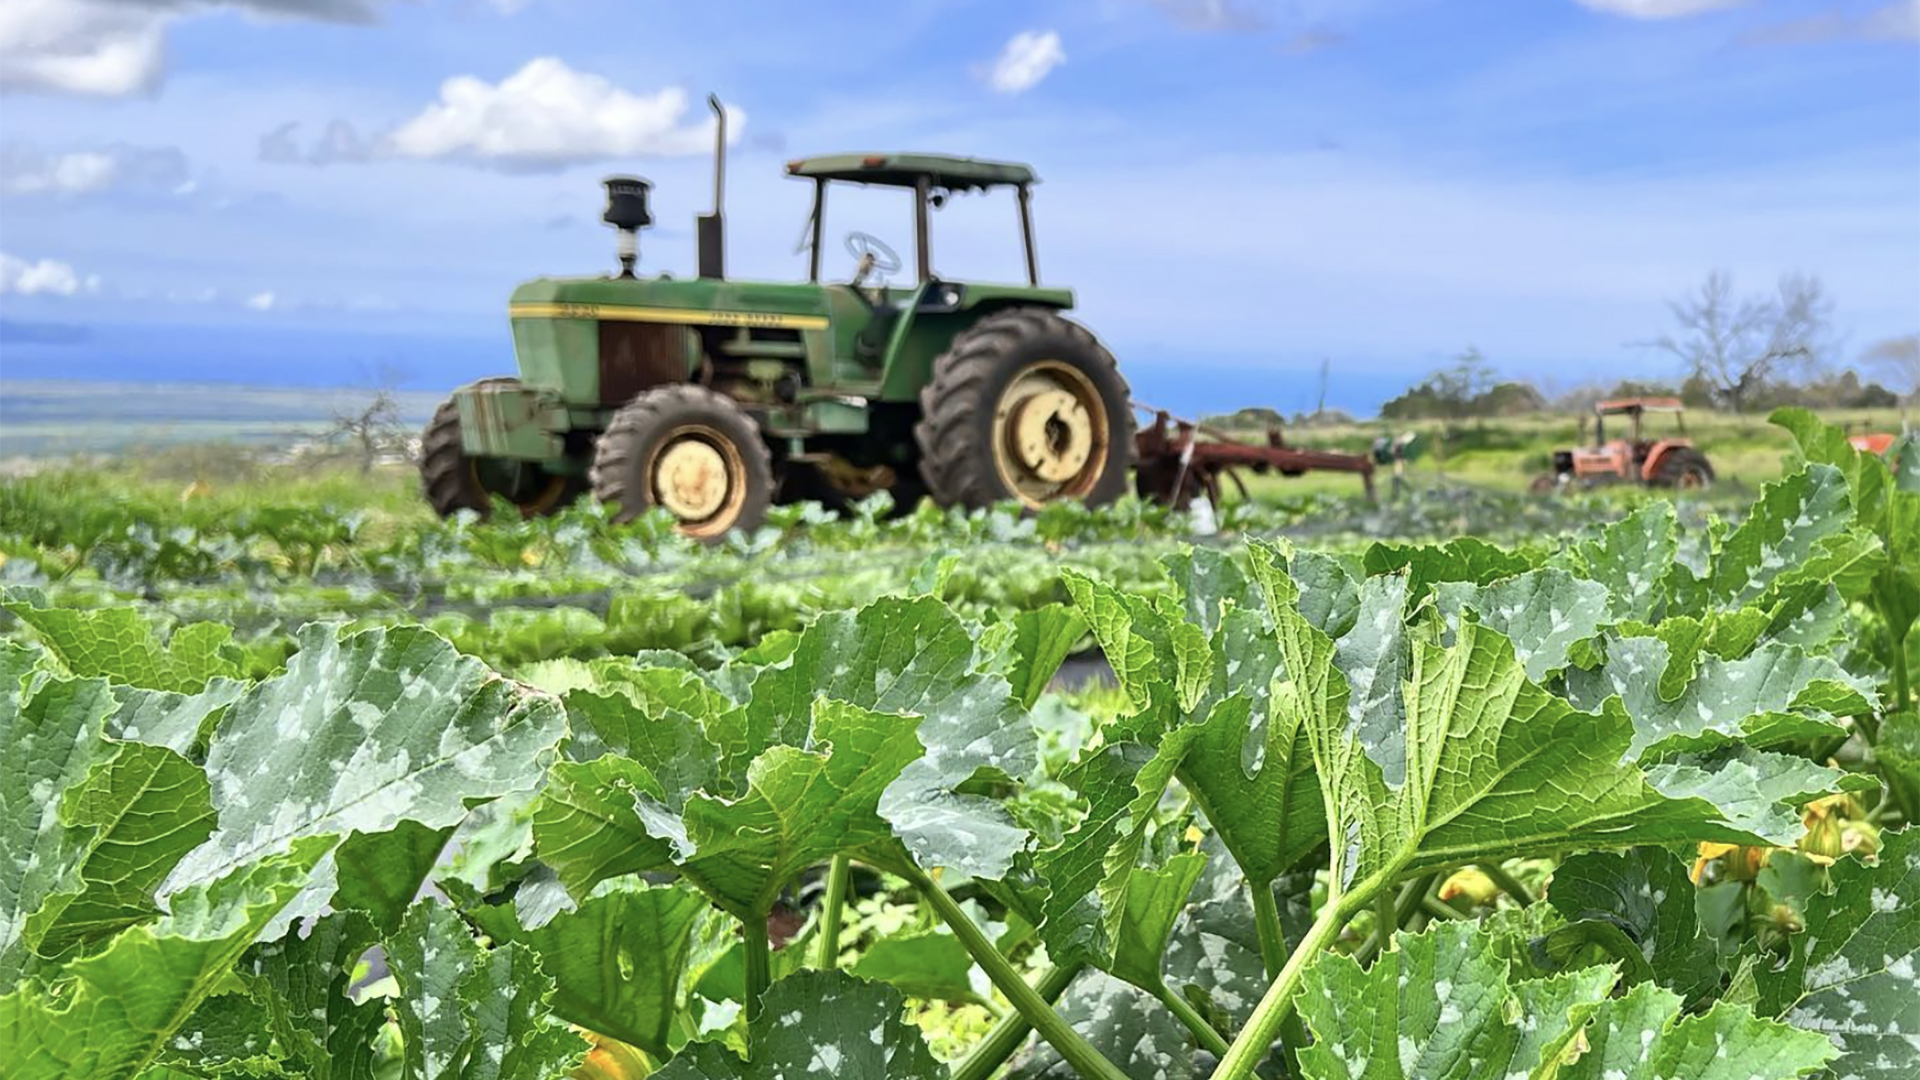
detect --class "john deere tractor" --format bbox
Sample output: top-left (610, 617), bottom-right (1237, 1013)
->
top-left (420, 96), bottom-right (1133, 538)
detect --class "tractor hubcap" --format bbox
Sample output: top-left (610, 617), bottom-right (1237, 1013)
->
top-left (1011, 389), bottom-right (1094, 483)
top-left (993, 361), bottom-right (1110, 508)
top-left (650, 428), bottom-right (744, 534)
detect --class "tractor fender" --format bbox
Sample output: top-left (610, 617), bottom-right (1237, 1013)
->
top-left (453, 379), bottom-right (569, 461)
top-left (1639, 439), bottom-right (1695, 483)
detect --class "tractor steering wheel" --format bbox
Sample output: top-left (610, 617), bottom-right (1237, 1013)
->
top-left (844, 231), bottom-right (902, 283)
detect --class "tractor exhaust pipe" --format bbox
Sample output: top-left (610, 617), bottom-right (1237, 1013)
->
top-left (697, 93), bottom-right (726, 280)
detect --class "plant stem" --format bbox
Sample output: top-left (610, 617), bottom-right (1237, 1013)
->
top-left (1374, 889), bottom-right (1396, 954)
top-left (1249, 884), bottom-right (1308, 1078)
top-left (1152, 979), bottom-right (1232, 1058)
top-left (1210, 887), bottom-right (1365, 1080)
top-left (1354, 875), bottom-right (1433, 968)
top-left (1476, 861), bottom-right (1534, 907)
top-left (1887, 615), bottom-right (1911, 717)
top-left (1250, 885), bottom-right (1287, 978)
top-left (742, 913), bottom-right (771, 1025)
top-left (909, 867), bottom-right (1131, 1080)
top-left (950, 964), bottom-right (1083, 1080)
top-left (817, 854), bottom-right (851, 971)
top-left (1421, 895), bottom-right (1463, 921)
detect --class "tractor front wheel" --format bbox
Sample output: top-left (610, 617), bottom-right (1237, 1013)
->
top-left (590, 385), bottom-right (774, 540)
top-left (420, 378), bottom-right (581, 519)
top-left (1652, 448), bottom-right (1714, 491)
top-left (915, 308), bottom-right (1134, 510)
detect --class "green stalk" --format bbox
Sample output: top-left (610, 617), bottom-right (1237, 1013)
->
top-left (950, 964), bottom-right (1083, 1080)
top-left (1886, 611), bottom-right (1911, 717)
top-left (1250, 884), bottom-right (1308, 1078)
top-left (1250, 886), bottom-right (1287, 977)
top-left (816, 854), bottom-right (852, 971)
top-left (1151, 979), bottom-right (1232, 1059)
top-left (1476, 861), bottom-right (1534, 907)
top-left (742, 913), bottom-right (771, 1025)
top-left (1209, 886), bottom-right (1369, 1080)
top-left (909, 867), bottom-right (1131, 1080)
top-left (1374, 889), bottom-right (1397, 954)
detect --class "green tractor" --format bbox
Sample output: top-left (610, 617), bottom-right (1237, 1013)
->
top-left (420, 96), bottom-right (1134, 538)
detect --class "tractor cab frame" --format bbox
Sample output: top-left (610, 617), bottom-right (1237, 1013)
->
top-left (786, 153), bottom-right (1043, 287)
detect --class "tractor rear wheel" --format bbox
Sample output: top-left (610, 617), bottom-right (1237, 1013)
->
top-left (419, 378), bottom-right (581, 519)
top-left (1652, 448), bottom-right (1714, 491)
top-left (590, 385), bottom-right (774, 539)
top-left (915, 308), bottom-right (1134, 510)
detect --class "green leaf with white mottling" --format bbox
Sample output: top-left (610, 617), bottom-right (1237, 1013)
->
top-left (1643, 746), bottom-right (1873, 848)
top-left (1160, 545), bottom-right (1261, 636)
top-left (27, 741), bottom-right (216, 961)
top-left (1246, 541), bottom-right (1764, 897)
top-left (1554, 981), bottom-right (1836, 1080)
top-left (1543, 847), bottom-right (1720, 1007)
top-left (1566, 636), bottom-right (1873, 760)
top-left (1755, 827), bottom-right (1920, 1080)
top-left (1710, 464), bottom-right (1856, 608)
top-left (1562, 501), bottom-right (1678, 622)
top-left (657, 698), bottom-right (923, 919)
top-left (1007, 970), bottom-right (1197, 1080)
top-left (531, 755), bottom-right (673, 896)
top-left (653, 969), bottom-right (945, 1080)
top-left (1434, 568), bottom-right (1609, 681)
top-left (1, 602), bottom-right (240, 693)
top-left (468, 878), bottom-right (709, 1058)
top-left (748, 596), bottom-right (1036, 881)
top-left (0, 643), bottom-right (119, 985)
top-left (1296, 920), bottom-right (1611, 1080)
top-left (1361, 536), bottom-right (1537, 604)
top-left (108, 679), bottom-right (248, 758)
top-left (160, 624), bottom-right (568, 932)
top-left (387, 901), bottom-right (587, 1080)
top-left (1035, 741), bottom-right (1165, 969)
top-left (0, 837), bottom-right (330, 1080)
top-left (236, 910), bottom-right (383, 1079)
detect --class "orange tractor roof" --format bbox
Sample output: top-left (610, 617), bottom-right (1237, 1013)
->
top-left (1595, 396), bottom-right (1685, 414)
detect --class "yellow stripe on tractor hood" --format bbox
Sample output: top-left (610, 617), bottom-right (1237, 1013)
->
top-left (508, 302), bottom-right (829, 332)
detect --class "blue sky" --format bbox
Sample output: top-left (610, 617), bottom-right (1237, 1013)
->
top-left (0, 0), bottom-right (1915, 416)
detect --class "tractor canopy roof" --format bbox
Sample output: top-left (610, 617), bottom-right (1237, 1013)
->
top-left (785, 153), bottom-right (1036, 191)
top-left (1596, 396), bottom-right (1684, 415)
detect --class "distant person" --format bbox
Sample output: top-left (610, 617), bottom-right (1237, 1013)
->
top-left (1390, 431), bottom-right (1416, 499)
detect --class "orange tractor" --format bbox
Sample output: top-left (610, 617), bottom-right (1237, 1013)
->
top-left (1532, 397), bottom-right (1715, 493)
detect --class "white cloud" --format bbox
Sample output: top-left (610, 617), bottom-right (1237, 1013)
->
top-left (1572, 0), bottom-right (1745, 18)
top-left (245, 291), bottom-right (276, 311)
top-left (987, 30), bottom-right (1066, 94)
top-left (0, 144), bottom-right (194, 196)
top-left (385, 59), bottom-right (738, 169)
top-left (0, 0), bottom-right (386, 97)
top-left (1744, 0), bottom-right (1920, 44)
top-left (0, 252), bottom-right (99, 296)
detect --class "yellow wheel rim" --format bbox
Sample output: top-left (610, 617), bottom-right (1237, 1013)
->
top-left (647, 425), bottom-right (748, 538)
top-left (991, 360), bottom-right (1110, 508)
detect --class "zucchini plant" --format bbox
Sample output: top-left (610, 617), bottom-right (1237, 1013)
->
top-left (0, 412), bottom-right (1913, 1080)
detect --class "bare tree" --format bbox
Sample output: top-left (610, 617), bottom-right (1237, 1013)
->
top-left (324, 362), bottom-right (410, 473)
top-left (1864, 333), bottom-right (1920, 405)
top-left (1644, 270), bottom-right (1831, 412)
top-left (325, 390), bottom-right (405, 473)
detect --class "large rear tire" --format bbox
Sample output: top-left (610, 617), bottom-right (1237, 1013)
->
top-left (590, 385), bottom-right (774, 540)
top-left (915, 308), bottom-right (1134, 510)
top-left (419, 378), bottom-right (581, 519)
top-left (1652, 447), bottom-right (1714, 491)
